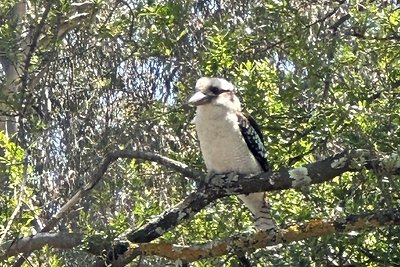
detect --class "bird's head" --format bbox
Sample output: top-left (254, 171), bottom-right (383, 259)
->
top-left (188, 77), bottom-right (241, 112)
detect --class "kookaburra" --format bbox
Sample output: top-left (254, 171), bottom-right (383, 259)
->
top-left (189, 77), bottom-right (275, 231)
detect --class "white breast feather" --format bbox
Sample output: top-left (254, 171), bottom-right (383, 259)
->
top-left (194, 105), bottom-right (262, 174)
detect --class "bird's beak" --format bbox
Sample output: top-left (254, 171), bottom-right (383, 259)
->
top-left (188, 91), bottom-right (212, 106)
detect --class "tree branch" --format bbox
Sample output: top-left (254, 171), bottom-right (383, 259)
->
top-left (345, 30), bottom-right (400, 41)
top-left (0, 232), bottom-right (82, 260)
top-left (94, 149), bottom-right (400, 265)
top-left (116, 208), bottom-right (400, 264)
top-left (20, 0), bottom-right (53, 92)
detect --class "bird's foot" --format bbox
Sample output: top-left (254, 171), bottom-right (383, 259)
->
top-left (205, 170), bottom-right (217, 183)
top-left (254, 217), bottom-right (279, 233)
top-left (249, 224), bottom-right (279, 241)
top-left (198, 170), bottom-right (218, 187)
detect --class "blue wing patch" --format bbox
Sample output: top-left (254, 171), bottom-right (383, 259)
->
top-left (237, 113), bottom-right (269, 172)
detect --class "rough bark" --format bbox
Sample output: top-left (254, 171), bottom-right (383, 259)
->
top-left (93, 149), bottom-right (399, 266)
top-left (116, 208), bottom-right (400, 263)
top-left (117, 149), bottom-right (395, 245)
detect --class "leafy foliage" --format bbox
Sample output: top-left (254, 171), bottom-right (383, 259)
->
top-left (0, 0), bottom-right (399, 266)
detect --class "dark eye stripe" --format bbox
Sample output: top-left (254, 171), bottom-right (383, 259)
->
top-left (209, 86), bottom-right (220, 95)
top-left (209, 86), bottom-right (231, 95)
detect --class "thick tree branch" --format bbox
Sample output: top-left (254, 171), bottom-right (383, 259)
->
top-left (4, 207), bottom-right (400, 265)
top-left (116, 208), bottom-right (400, 264)
top-left (0, 232), bottom-right (82, 260)
top-left (94, 149), bottom-right (400, 265)
top-left (123, 149), bottom-right (397, 242)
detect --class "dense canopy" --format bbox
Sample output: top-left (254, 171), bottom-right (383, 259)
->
top-left (0, 0), bottom-right (399, 266)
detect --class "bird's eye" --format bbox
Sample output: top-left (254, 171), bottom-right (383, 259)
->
top-left (209, 86), bottom-right (220, 95)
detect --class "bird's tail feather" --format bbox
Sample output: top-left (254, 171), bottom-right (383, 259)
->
top-left (238, 192), bottom-right (276, 231)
